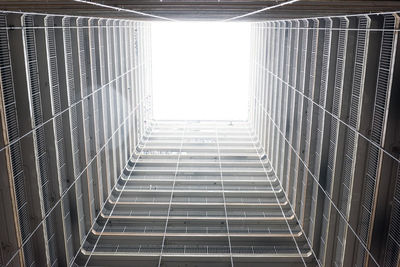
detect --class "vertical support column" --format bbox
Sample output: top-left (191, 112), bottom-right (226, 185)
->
top-left (106, 19), bottom-right (118, 189)
top-left (307, 17), bottom-right (334, 254)
top-left (248, 23), bottom-right (256, 133)
top-left (286, 19), bottom-right (300, 206)
top-left (113, 20), bottom-right (123, 175)
top-left (301, 17), bottom-right (322, 240)
top-left (39, 14), bottom-right (70, 266)
top-left (125, 21), bottom-right (132, 159)
top-left (253, 23), bottom-right (261, 144)
top-left (357, 13), bottom-right (400, 267)
top-left (119, 21), bottom-right (129, 163)
top-left (136, 23), bottom-right (143, 142)
top-left (352, 13), bottom-right (399, 267)
top-left (135, 22), bottom-right (143, 146)
top-left (88, 17), bottom-right (103, 216)
top-left (98, 18), bottom-right (112, 202)
top-left (280, 21), bottom-right (292, 194)
top-left (296, 18), bottom-right (314, 225)
top-left (53, 14), bottom-right (79, 265)
top-left (370, 13), bottom-right (400, 266)
top-left (321, 16), bottom-right (357, 266)
top-left (266, 21), bottom-right (276, 162)
top-left (292, 19), bottom-right (308, 217)
top-left (0, 13), bottom-right (25, 267)
top-left (332, 15), bottom-right (374, 267)
top-left (131, 22), bottom-right (138, 151)
top-left (382, 14), bottom-right (400, 267)
top-left (263, 22), bottom-right (271, 161)
top-left (76, 17), bottom-right (95, 231)
top-left (21, 13), bottom-right (53, 266)
top-left (275, 21), bottom-right (286, 183)
top-left (63, 15), bottom-right (87, 247)
top-left (271, 21), bottom-right (280, 172)
top-left (260, 23), bottom-right (268, 153)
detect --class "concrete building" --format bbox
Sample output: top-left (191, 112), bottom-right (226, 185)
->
top-left (0, 1), bottom-right (400, 266)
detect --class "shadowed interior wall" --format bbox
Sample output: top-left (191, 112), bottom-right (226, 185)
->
top-left (0, 13), bottom-right (152, 266)
top-left (0, 6), bottom-right (400, 267)
top-left (249, 13), bottom-right (400, 266)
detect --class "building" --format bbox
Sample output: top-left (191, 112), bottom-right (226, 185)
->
top-left (0, 1), bottom-right (400, 266)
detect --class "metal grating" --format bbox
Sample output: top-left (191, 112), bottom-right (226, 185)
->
top-left (80, 122), bottom-right (311, 267)
top-left (333, 15), bottom-right (370, 267)
top-left (1, 9), bottom-right (400, 267)
top-left (0, 12), bottom-right (152, 267)
top-left (384, 164), bottom-right (400, 266)
top-left (0, 15), bottom-right (19, 143)
top-left (355, 14), bottom-right (397, 267)
top-left (251, 12), bottom-right (400, 267)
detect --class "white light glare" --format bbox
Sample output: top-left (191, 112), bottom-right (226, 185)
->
top-left (152, 21), bottom-right (251, 121)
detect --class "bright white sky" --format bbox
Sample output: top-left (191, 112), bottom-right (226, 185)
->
top-left (151, 22), bottom-right (251, 121)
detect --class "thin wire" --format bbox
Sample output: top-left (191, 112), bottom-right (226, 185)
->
top-left (73, 0), bottom-right (177, 22)
top-left (244, 126), bottom-right (311, 267)
top-left (255, 10), bottom-right (400, 23)
top-left (0, 25), bottom-right (148, 30)
top-left (5, 96), bottom-right (148, 267)
top-left (0, 9), bottom-right (150, 22)
top-left (258, 26), bottom-right (400, 32)
top-left (158, 123), bottom-right (186, 267)
top-left (82, 124), bottom-right (154, 266)
top-left (222, 0), bottom-right (300, 22)
top-left (1, 5), bottom-right (398, 24)
top-left (215, 124), bottom-right (234, 266)
top-left (256, 62), bottom-right (400, 166)
top-left (253, 98), bottom-right (381, 266)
